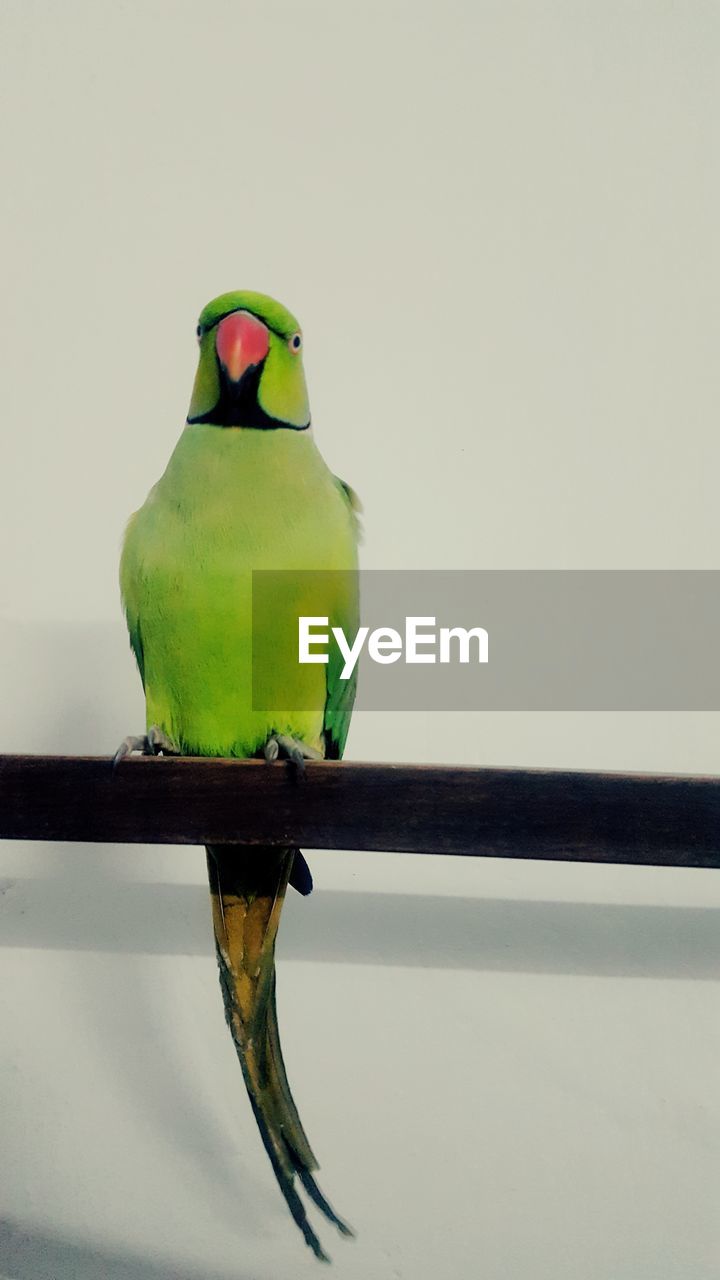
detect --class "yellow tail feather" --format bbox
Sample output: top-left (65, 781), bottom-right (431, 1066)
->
top-left (206, 845), bottom-right (352, 1262)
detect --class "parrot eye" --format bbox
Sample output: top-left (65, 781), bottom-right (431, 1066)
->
top-left (289, 333), bottom-right (302, 353)
top-left (196, 325), bottom-right (202, 344)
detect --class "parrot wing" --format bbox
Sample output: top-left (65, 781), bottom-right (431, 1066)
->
top-left (322, 477), bottom-right (362, 760)
top-left (335, 475), bottom-right (363, 542)
top-left (323, 662), bottom-right (357, 760)
top-left (119, 511), bottom-right (146, 688)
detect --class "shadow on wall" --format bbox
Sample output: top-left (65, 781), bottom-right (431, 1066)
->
top-left (1, 866), bottom-right (718, 980)
top-left (0, 1217), bottom-right (248, 1280)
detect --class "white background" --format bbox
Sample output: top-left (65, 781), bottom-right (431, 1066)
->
top-left (1, 3), bottom-right (719, 1277)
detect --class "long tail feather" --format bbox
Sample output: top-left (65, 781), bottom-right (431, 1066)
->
top-left (206, 844), bottom-right (351, 1261)
top-left (265, 973), bottom-right (354, 1237)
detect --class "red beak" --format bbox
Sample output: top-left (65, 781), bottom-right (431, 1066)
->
top-left (216, 311), bottom-right (270, 382)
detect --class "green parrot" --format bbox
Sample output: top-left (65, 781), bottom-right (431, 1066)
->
top-left (119, 290), bottom-right (360, 1262)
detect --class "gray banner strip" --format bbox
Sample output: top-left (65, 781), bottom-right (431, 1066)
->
top-left (252, 570), bottom-right (720, 711)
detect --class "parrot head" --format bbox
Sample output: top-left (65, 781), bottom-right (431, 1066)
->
top-left (187, 290), bottom-right (310, 430)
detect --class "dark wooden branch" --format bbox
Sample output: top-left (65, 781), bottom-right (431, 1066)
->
top-left (0, 754), bottom-right (719, 867)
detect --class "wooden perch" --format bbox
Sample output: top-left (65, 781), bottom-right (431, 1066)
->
top-left (0, 753), bottom-right (718, 867)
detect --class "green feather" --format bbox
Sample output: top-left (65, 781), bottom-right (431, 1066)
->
top-left (197, 289), bottom-right (301, 339)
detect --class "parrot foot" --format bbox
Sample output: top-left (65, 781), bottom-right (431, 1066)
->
top-left (113, 725), bottom-right (179, 768)
top-left (263, 734), bottom-right (322, 774)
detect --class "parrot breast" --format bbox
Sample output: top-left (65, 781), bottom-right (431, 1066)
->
top-left (120, 425), bottom-right (358, 757)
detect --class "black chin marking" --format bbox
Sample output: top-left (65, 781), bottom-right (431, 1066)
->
top-left (187, 359), bottom-right (309, 431)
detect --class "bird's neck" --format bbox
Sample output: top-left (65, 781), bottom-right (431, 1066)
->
top-left (157, 423), bottom-right (326, 516)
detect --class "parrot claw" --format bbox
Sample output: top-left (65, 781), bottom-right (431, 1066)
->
top-left (147, 725), bottom-right (179, 755)
top-left (112, 725), bottom-right (179, 769)
top-left (113, 734), bottom-right (151, 767)
top-left (263, 735), bottom-right (322, 775)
